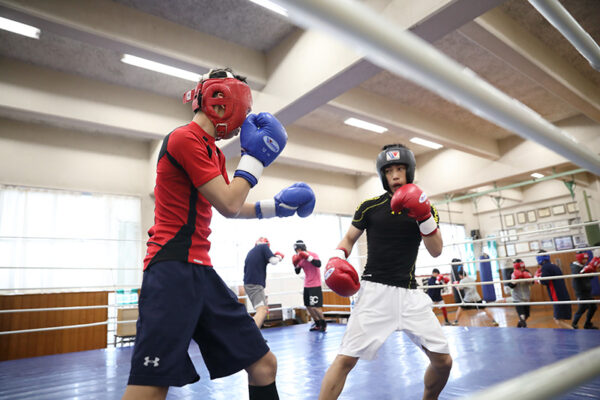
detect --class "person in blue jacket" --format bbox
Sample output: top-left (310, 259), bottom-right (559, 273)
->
top-left (536, 250), bottom-right (572, 328)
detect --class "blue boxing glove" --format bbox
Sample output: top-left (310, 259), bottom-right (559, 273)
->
top-left (255, 182), bottom-right (315, 219)
top-left (234, 113), bottom-right (288, 187)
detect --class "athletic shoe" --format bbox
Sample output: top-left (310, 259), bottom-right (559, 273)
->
top-left (517, 320), bottom-right (525, 328)
top-left (451, 320), bottom-right (459, 326)
top-left (309, 323), bottom-right (319, 331)
top-left (583, 323), bottom-right (599, 330)
top-left (491, 321), bottom-right (499, 327)
top-left (571, 322), bottom-right (578, 330)
top-left (444, 321), bottom-right (452, 326)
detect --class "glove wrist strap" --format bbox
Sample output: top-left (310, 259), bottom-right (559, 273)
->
top-left (418, 215), bottom-right (437, 236)
top-left (235, 155), bottom-right (264, 187)
top-left (333, 248), bottom-right (347, 260)
top-left (255, 199), bottom-right (276, 219)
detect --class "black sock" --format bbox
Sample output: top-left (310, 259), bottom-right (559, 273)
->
top-left (249, 382), bottom-right (279, 400)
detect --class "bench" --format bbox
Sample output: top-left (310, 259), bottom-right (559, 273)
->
top-left (114, 307), bottom-right (138, 346)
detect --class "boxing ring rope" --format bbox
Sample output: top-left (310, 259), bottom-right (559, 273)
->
top-left (528, 0), bottom-right (600, 71)
top-left (441, 221), bottom-right (598, 248)
top-left (419, 245), bottom-right (599, 270)
top-left (0, 235), bottom-right (596, 336)
top-left (0, 266), bottom-right (140, 271)
top-left (434, 300), bottom-right (600, 308)
top-left (2, 269), bottom-right (597, 335)
top-left (461, 345), bottom-right (600, 400)
top-left (274, 0), bottom-right (600, 175)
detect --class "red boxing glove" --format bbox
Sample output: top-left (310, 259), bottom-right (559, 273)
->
top-left (324, 258), bottom-right (360, 297)
top-left (390, 184), bottom-right (437, 236)
top-left (436, 275), bottom-right (449, 284)
top-left (522, 270), bottom-right (532, 279)
top-left (292, 254), bottom-right (301, 267)
top-left (511, 269), bottom-right (524, 280)
top-left (298, 251), bottom-right (313, 262)
top-left (274, 251), bottom-right (284, 260)
top-left (581, 257), bottom-right (599, 274)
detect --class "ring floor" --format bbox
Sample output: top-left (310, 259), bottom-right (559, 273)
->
top-left (1, 324), bottom-right (599, 399)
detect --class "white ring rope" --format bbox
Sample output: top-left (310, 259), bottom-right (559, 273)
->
top-left (3, 271), bottom-right (595, 316)
top-left (461, 346), bottom-right (600, 400)
top-left (0, 266), bottom-right (140, 270)
top-left (0, 304), bottom-right (132, 314)
top-left (0, 319), bottom-right (136, 336)
top-left (442, 221), bottom-right (597, 248)
top-left (0, 235), bottom-right (143, 242)
top-left (419, 246), bottom-right (599, 270)
top-left (1, 285), bottom-right (140, 292)
top-left (433, 300), bottom-right (600, 308)
top-left (273, 0), bottom-right (600, 174)
top-left (419, 271), bottom-right (600, 290)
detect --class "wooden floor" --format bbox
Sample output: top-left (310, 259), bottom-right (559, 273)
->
top-left (434, 303), bottom-right (600, 329)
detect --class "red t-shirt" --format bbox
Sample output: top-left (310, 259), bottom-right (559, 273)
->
top-left (144, 122), bottom-right (229, 270)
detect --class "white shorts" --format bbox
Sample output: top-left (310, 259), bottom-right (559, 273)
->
top-left (339, 281), bottom-right (450, 360)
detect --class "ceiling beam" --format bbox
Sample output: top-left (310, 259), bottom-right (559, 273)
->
top-left (223, 0), bottom-right (505, 158)
top-left (0, 0), bottom-right (267, 88)
top-left (329, 88), bottom-right (501, 159)
top-left (417, 115), bottom-right (600, 197)
top-left (460, 8), bottom-right (600, 124)
top-left (0, 57), bottom-right (189, 140)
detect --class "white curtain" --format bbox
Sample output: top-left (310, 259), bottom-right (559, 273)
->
top-left (0, 185), bottom-right (142, 292)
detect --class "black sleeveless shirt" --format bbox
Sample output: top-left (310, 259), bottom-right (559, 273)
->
top-left (352, 192), bottom-right (439, 289)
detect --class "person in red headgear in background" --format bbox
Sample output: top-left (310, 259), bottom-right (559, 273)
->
top-left (570, 250), bottom-right (599, 329)
top-left (319, 144), bottom-right (452, 400)
top-left (122, 68), bottom-right (316, 400)
top-left (243, 237), bottom-right (285, 328)
top-left (507, 259), bottom-right (533, 328)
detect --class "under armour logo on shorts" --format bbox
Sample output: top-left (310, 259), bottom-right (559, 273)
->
top-left (309, 296), bottom-right (319, 306)
top-left (144, 356), bottom-right (160, 367)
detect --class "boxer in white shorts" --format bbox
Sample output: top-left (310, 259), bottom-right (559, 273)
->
top-left (319, 144), bottom-right (452, 400)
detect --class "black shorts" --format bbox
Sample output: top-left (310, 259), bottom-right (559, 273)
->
top-left (461, 300), bottom-right (486, 310)
top-left (128, 261), bottom-right (269, 387)
top-left (515, 304), bottom-right (530, 318)
top-left (303, 286), bottom-right (323, 307)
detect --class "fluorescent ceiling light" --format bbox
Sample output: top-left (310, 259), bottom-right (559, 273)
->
top-left (249, 0), bottom-right (288, 17)
top-left (531, 172), bottom-right (544, 179)
top-left (344, 117), bottom-right (387, 134)
top-left (410, 137), bottom-right (443, 149)
top-left (0, 16), bottom-right (40, 39)
top-left (121, 54), bottom-right (201, 82)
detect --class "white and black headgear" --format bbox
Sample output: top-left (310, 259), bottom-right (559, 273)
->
top-left (375, 144), bottom-right (416, 192)
top-left (293, 240), bottom-right (307, 252)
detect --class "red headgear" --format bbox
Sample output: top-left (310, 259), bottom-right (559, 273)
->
top-left (256, 237), bottom-right (269, 246)
top-left (575, 252), bottom-right (589, 265)
top-left (183, 69), bottom-right (252, 140)
top-left (513, 260), bottom-right (525, 271)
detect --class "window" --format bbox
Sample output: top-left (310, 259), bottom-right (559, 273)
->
top-left (416, 222), bottom-right (468, 276)
top-left (0, 185), bottom-right (142, 292)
